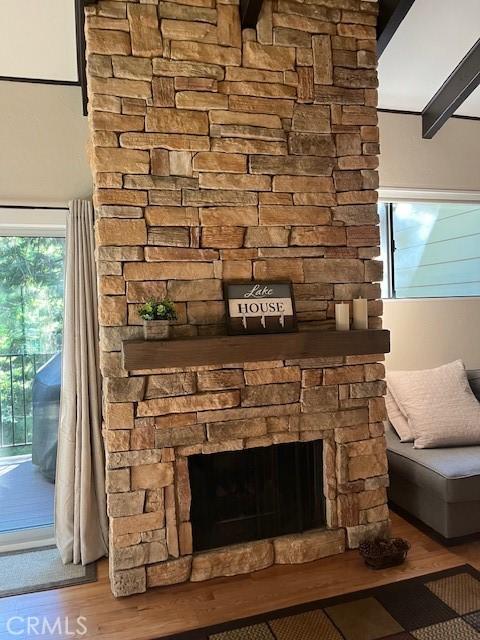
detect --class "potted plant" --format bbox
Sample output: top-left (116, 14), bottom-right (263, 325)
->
top-left (138, 298), bottom-right (177, 340)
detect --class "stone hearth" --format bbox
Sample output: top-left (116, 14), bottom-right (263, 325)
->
top-left (84, 0), bottom-right (389, 597)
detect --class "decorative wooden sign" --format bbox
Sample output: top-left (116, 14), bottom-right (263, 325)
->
top-left (224, 281), bottom-right (297, 335)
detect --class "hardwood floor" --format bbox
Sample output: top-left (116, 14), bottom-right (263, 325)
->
top-left (1, 512), bottom-right (479, 640)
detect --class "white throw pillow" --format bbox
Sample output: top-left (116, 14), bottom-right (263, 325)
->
top-left (387, 360), bottom-right (480, 449)
top-left (385, 389), bottom-right (413, 442)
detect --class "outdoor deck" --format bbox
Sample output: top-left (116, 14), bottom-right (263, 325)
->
top-left (0, 455), bottom-right (54, 533)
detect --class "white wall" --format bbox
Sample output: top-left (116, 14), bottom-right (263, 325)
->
top-left (378, 111), bottom-right (480, 191)
top-left (383, 298), bottom-right (480, 371)
top-left (379, 112), bottom-right (480, 371)
top-left (0, 82), bottom-right (92, 206)
top-left (0, 0), bottom-right (78, 81)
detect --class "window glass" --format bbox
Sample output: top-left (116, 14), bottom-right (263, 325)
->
top-left (380, 201), bottom-right (480, 299)
top-left (0, 236), bottom-right (65, 456)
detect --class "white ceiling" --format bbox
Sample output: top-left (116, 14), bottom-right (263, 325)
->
top-left (0, 0), bottom-right (78, 82)
top-left (458, 85), bottom-right (480, 118)
top-left (378, 0), bottom-right (480, 117)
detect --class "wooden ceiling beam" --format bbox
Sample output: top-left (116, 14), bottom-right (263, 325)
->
top-left (377, 0), bottom-right (415, 59)
top-left (240, 0), bottom-right (264, 29)
top-left (422, 39), bottom-right (480, 139)
top-left (76, 1), bottom-right (98, 116)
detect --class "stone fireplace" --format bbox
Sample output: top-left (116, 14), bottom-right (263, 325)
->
top-left (84, 0), bottom-right (390, 597)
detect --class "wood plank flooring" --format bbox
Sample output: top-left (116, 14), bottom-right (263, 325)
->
top-left (0, 513), bottom-right (478, 640)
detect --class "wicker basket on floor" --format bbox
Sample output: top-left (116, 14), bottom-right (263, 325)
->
top-left (359, 538), bottom-right (410, 570)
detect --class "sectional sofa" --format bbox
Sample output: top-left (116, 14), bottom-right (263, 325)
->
top-left (386, 369), bottom-right (480, 539)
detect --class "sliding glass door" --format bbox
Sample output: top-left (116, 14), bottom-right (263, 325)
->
top-left (0, 209), bottom-right (66, 548)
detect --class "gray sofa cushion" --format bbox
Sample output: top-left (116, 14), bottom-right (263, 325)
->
top-left (468, 369), bottom-right (480, 400)
top-left (386, 425), bottom-right (480, 503)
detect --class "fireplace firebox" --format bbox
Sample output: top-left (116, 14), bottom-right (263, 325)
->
top-left (188, 441), bottom-right (325, 553)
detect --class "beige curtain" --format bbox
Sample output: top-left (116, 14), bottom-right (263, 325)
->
top-left (55, 200), bottom-right (108, 565)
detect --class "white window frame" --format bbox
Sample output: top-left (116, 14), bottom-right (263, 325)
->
top-left (0, 207), bottom-right (67, 237)
top-left (378, 189), bottom-right (480, 301)
top-left (379, 188), bottom-right (480, 204)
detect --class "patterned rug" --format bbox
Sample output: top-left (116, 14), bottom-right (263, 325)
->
top-left (167, 565), bottom-right (480, 640)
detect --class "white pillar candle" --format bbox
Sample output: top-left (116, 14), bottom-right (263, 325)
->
top-left (353, 297), bottom-right (368, 330)
top-left (335, 303), bottom-right (350, 331)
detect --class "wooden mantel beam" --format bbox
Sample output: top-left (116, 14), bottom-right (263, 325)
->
top-left (123, 330), bottom-right (391, 371)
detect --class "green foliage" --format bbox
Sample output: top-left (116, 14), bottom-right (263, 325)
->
top-left (138, 298), bottom-right (177, 321)
top-left (0, 236), bottom-right (65, 355)
top-left (0, 236), bottom-right (65, 455)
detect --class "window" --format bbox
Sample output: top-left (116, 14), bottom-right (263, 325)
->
top-left (379, 201), bottom-right (480, 299)
top-left (0, 208), bottom-right (66, 539)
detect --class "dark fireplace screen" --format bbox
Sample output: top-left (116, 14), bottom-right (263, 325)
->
top-left (188, 441), bottom-right (325, 553)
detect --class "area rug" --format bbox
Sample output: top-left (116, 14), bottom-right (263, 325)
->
top-left (0, 546), bottom-right (96, 598)
top-left (167, 565), bottom-right (480, 640)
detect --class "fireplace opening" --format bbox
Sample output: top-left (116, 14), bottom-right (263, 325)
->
top-left (188, 441), bottom-right (325, 553)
